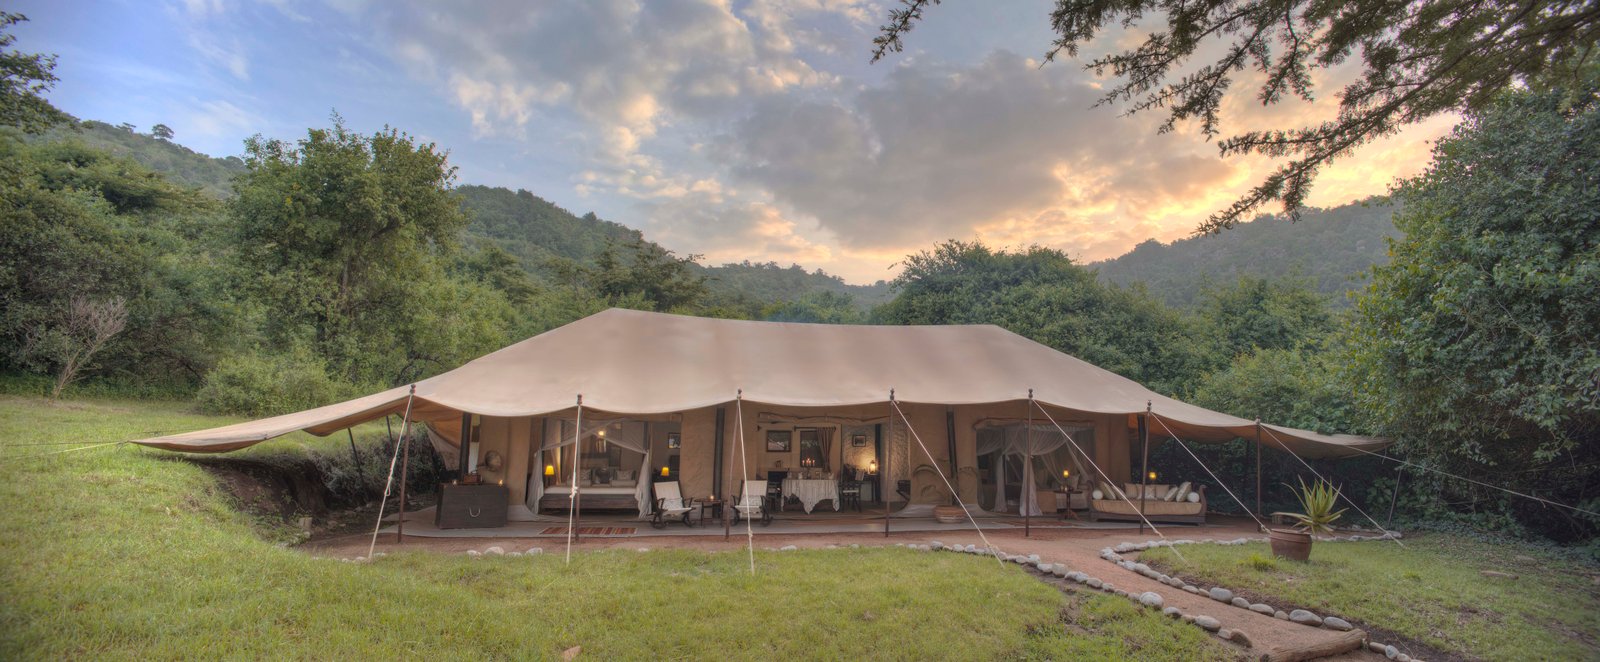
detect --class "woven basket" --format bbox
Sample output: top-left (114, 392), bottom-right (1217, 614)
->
top-left (933, 505), bottom-right (964, 524)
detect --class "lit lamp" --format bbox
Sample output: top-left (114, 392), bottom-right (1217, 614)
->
top-left (867, 460), bottom-right (878, 475)
top-left (544, 464), bottom-right (555, 488)
top-left (1147, 470), bottom-right (1158, 481)
top-left (661, 466), bottom-right (670, 477)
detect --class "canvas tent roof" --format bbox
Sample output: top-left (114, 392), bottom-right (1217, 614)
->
top-left (133, 308), bottom-right (1387, 458)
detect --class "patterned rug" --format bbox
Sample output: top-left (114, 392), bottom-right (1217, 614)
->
top-left (540, 526), bottom-right (636, 536)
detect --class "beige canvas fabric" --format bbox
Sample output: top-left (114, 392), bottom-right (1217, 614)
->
top-left (133, 308), bottom-right (1387, 458)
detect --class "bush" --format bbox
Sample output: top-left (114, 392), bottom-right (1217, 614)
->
top-left (195, 348), bottom-right (357, 416)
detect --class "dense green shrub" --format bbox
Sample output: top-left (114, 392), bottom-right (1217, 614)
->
top-left (195, 348), bottom-right (356, 417)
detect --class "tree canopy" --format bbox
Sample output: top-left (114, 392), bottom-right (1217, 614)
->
top-left (1348, 83), bottom-right (1600, 539)
top-left (872, 0), bottom-right (1600, 232)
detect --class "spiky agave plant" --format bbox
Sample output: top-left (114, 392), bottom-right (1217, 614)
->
top-left (1284, 478), bottom-right (1347, 535)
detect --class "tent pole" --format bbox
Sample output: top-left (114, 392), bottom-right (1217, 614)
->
top-left (717, 406), bottom-right (729, 541)
top-left (1025, 391), bottom-right (1032, 538)
top-left (566, 395), bottom-right (583, 564)
top-left (1386, 465), bottom-right (1403, 527)
top-left (457, 413), bottom-right (471, 480)
top-left (1138, 404), bottom-right (1150, 535)
top-left (885, 390), bottom-right (893, 537)
top-left (347, 428), bottom-right (365, 486)
top-left (396, 423), bottom-right (411, 543)
top-left (1255, 419), bottom-right (1263, 523)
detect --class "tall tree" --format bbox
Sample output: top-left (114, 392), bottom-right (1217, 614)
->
top-left (1348, 83), bottom-right (1600, 540)
top-left (872, 0), bottom-right (1600, 232)
top-left (1200, 275), bottom-right (1331, 358)
top-left (230, 118), bottom-right (475, 384)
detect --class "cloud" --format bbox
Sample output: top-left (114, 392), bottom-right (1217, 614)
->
top-left (352, 1), bottom-right (1449, 282)
top-left (366, 0), bottom-right (845, 165)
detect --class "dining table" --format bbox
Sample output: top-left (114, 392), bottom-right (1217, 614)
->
top-left (781, 478), bottom-right (839, 513)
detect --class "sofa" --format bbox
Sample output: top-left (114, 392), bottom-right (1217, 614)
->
top-left (1088, 481), bottom-right (1207, 524)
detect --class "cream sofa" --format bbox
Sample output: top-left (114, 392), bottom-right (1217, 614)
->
top-left (1088, 482), bottom-right (1207, 524)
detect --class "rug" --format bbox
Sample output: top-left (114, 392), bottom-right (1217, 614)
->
top-left (540, 526), bottom-right (636, 536)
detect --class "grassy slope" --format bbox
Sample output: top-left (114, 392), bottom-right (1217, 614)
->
top-left (0, 396), bottom-right (1231, 660)
top-left (1141, 537), bottom-right (1599, 661)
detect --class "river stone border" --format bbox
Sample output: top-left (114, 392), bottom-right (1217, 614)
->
top-left (1097, 531), bottom-right (1422, 661)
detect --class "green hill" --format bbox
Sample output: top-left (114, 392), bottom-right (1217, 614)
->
top-left (1091, 200), bottom-right (1398, 308)
top-left (33, 120), bottom-right (247, 198)
top-left (40, 122), bottom-right (884, 310)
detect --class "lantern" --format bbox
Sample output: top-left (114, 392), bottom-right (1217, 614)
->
top-left (1147, 470), bottom-right (1158, 481)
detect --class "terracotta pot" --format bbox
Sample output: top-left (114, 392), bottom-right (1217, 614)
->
top-left (1268, 528), bottom-right (1312, 561)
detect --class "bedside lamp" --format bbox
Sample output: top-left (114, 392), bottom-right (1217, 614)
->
top-left (661, 466), bottom-right (670, 477)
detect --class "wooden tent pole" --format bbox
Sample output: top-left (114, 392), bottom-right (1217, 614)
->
top-left (885, 390), bottom-right (893, 537)
top-left (1255, 419), bottom-right (1264, 522)
top-left (573, 398), bottom-right (583, 545)
top-left (718, 406), bottom-right (730, 541)
top-left (1025, 391), bottom-right (1032, 538)
top-left (1138, 402), bottom-right (1150, 535)
top-left (396, 427), bottom-right (410, 543)
top-left (347, 428), bottom-right (365, 486)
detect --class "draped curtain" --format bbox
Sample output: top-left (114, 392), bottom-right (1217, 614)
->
top-left (976, 423), bottom-right (1094, 516)
top-left (817, 428), bottom-right (833, 472)
top-left (526, 418), bottom-right (654, 518)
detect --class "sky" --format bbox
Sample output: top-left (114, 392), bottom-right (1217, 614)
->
top-left (14, 0), bottom-right (1453, 284)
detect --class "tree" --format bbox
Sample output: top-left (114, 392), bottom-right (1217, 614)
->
top-left (230, 117), bottom-right (473, 385)
top-left (762, 290), bottom-right (866, 324)
top-left (876, 240), bottom-right (1220, 394)
top-left (872, 0), bottom-right (1600, 232)
top-left (150, 123), bottom-right (174, 140)
top-left (1200, 275), bottom-right (1331, 358)
top-left (0, 12), bottom-right (69, 133)
top-left (580, 237), bottom-right (709, 312)
top-left (24, 297), bottom-right (128, 398)
top-left (1347, 83), bottom-right (1600, 540)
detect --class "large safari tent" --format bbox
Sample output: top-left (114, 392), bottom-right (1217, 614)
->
top-left (136, 309), bottom-right (1386, 528)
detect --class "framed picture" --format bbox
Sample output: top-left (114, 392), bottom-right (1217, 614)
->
top-left (667, 432), bottom-right (681, 449)
top-left (851, 433), bottom-right (868, 447)
top-left (765, 430), bottom-right (792, 452)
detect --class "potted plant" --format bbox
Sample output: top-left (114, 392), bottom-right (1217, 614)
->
top-left (1268, 478), bottom-right (1347, 561)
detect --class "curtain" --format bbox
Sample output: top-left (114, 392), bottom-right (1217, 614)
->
top-left (527, 418), bottom-right (655, 517)
top-left (817, 428), bottom-right (833, 473)
top-left (976, 422), bottom-right (1094, 516)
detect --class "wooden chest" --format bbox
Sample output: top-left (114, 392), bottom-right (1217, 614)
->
top-left (435, 484), bottom-right (509, 529)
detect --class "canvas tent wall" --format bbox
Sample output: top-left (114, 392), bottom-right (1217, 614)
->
top-left (134, 308), bottom-right (1389, 512)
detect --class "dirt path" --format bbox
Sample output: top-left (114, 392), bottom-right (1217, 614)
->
top-left (306, 521), bottom-right (1383, 660)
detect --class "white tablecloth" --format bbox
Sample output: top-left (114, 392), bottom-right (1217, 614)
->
top-left (782, 478), bottom-right (839, 513)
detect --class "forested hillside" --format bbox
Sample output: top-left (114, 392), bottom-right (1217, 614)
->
top-left (61, 125), bottom-right (887, 310)
top-left (33, 120), bottom-right (246, 198)
top-left (1092, 200), bottom-right (1398, 308)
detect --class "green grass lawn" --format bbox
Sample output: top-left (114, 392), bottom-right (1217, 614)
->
top-left (0, 395), bottom-right (1234, 660)
top-left (1141, 536), bottom-right (1600, 661)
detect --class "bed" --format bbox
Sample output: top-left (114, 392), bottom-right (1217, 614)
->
top-left (537, 469), bottom-right (643, 512)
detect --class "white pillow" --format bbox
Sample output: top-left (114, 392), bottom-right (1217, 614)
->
top-left (1174, 481), bottom-right (1193, 502)
top-left (1163, 486), bottom-right (1180, 501)
top-left (1091, 489), bottom-right (1104, 500)
top-left (1186, 491), bottom-right (1200, 503)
